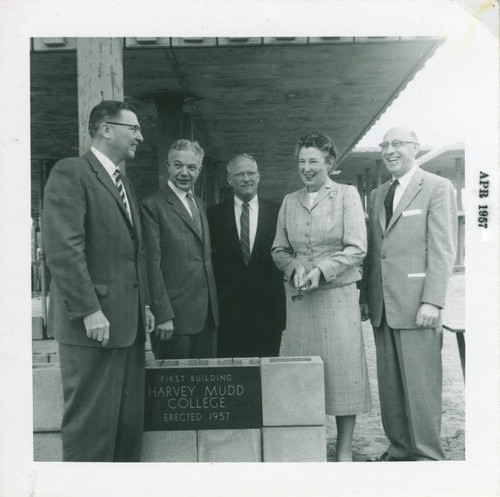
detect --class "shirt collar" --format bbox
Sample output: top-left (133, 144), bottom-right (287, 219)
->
top-left (234, 195), bottom-right (259, 209)
top-left (168, 179), bottom-right (192, 200)
top-left (91, 146), bottom-right (119, 178)
top-left (393, 165), bottom-right (418, 190)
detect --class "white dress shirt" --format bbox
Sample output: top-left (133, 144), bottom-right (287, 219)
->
top-left (91, 146), bottom-right (132, 220)
top-left (168, 180), bottom-right (197, 220)
top-left (234, 195), bottom-right (259, 253)
top-left (392, 165), bottom-right (419, 210)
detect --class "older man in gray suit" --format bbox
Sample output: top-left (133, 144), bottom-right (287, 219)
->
top-left (141, 139), bottom-right (218, 359)
top-left (360, 126), bottom-right (457, 461)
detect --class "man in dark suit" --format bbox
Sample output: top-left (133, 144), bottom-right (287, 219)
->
top-left (42, 100), bottom-right (154, 462)
top-left (360, 126), bottom-right (457, 461)
top-left (141, 140), bottom-right (218, 359)
top-left (208, 154), bottom-right (286, 358)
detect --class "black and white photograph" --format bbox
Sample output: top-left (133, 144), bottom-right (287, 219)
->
top-left (0, 1), bottom-right (498, 496)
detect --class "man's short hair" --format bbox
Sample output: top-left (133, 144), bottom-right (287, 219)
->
top-left (88, 100), bottom-right (137, 138)
top-left (168, 139), bottom-right (205, 163)
top-left (227, 153), bottom-right (258, 173)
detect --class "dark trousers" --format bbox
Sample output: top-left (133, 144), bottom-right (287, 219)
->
top-left (58, 334), bottom-right (145, 462)
top-left (153, 311), bottom-right (217, 359)
top-left (373, 313), bottom-right (445, 461)
top-left (217, 331), bottom-right (283, 358)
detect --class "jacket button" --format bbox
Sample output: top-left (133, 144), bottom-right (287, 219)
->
top-left (133, 283), bottom-right (138, 288)
top-left (382, 255), bottom-right (386, 260)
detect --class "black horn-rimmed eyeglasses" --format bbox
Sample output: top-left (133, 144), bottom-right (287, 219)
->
top-left (106, 122), bottom-right (142, 134)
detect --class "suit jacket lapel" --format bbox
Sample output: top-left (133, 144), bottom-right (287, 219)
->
top-left (377, 182), bottom-right (391, 233)
top-left (224, 200), bottom-right (243, 260)
top-left (298, 178), bottom-right (337, 211)
top-left (311, 178), bottom-right (337, 209)
top-left (297, 188), bottom-right (310, 211)
top-left (122, 177), bottom-right (140, 235)
top-left (387, 168), bottom-right (424, 231)
top-left (252, 198), bottom-right (266, 258)
top-left (85, 151), bottom-right (135, 231)
top-left (164, 184), bottom-right (203, 240)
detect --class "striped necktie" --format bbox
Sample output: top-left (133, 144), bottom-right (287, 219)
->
top-left (186, 192), bottom-right (203, 237)
top-left (240, 202), bottom-right (251, 265)
top-left (113, 169), bottom-right (132, 221)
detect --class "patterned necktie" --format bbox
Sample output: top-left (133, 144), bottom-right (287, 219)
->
top-left (384, 179), bottom-right (399, 227)
top-left (186, 192), bottom-right (203, 237)
top-left (113, 169), bottom-right (132, 221)
top-left (240, 202), bottom-right (251, 265)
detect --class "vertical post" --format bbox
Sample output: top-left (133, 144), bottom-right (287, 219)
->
top-left (356, 174), bottom-right (364, 210)
top-left (77, 38), bottom-right (124, 155)
top-left (156, 93), bottom-right (185, 187)
top-left (364, 167), bottom-right (371, 211)
top-left (454, 156), bottom-right (465, 266)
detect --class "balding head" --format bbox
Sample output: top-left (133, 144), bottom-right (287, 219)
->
top-left (383, 127), bottom-right (418, 144)
top-left (380, 127), bottom-right (420, 179)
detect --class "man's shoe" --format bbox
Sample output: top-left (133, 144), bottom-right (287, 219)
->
top-left (368, 451), bottom-right (413, 462)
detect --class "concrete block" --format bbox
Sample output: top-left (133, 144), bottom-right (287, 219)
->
top-left (146, 359), bottom-right (181, 368)
top-left (33, 432), bottom-right (63, 461)
top-left (32, 338), bottom-right (58, 355)
top-left (141, 431), bottom-right (197, 462)
top-left (198, 429), bottom-right (262, 462)
top-left (232, 358), bottom-right (261, 366)
top-left (177, 359), bottom-right (200, 367)
top-left (262, 426), bottom-right (327, 462)
top-left (32, 366), bottom-right (64, 432)
top-left (48, 353), bottom-right (59, 364)
top-left (260, 357), bottom-right (325, 426)
top-left (32, 316), bottom-right (44, 340)
top-left (33, 354), bottom-right (49, 363)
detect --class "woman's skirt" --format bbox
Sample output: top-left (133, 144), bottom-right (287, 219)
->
top-left (281, 281), bottom-right (372, 416)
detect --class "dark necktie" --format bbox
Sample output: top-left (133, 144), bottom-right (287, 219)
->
top-left (384, 179), bottom-right (399, 227)
top-left (186, 192), bottom-right (203, 236)
top-left (113, 170), bottom-right (132, 221)
top-left (240, 202), bottom-right (251, 265)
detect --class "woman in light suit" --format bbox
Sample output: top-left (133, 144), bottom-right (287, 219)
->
top-left (272, 132), bottom-right (371, 461)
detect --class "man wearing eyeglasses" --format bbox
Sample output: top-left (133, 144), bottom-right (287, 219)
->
top-left (207, 154), bottom-right (286, 357)
top-left (42, 100), bottom-right (154, 461)
top-left (360, 126), bottom-right (457, 461)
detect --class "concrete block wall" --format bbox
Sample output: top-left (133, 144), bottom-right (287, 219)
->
top-left (32, 355), bottom-right (326, 462)
top-left (32, 363), bottom-right (64, 461)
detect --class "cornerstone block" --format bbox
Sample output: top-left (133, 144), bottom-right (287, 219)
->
top-left (145, 365), bottom-right (262, 431)
top-left (262, 426), bottom-right (327, 462)
top-left (32, 365), bottom-right (63, 432)
top-left (260, 357), bottom-right (325, 426)
top-left (141, 431), bottom-right (197, 462)
top-left (198, 429), bottom-right (262, 462)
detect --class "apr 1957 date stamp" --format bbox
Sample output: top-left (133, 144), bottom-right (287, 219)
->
top-left (478, 171), bottom-right (489, 228)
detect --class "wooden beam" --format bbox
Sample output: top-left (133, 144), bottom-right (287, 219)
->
top-left (77, 38), bottom-right (124, 155)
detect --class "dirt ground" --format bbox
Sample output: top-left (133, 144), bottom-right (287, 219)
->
top-left (326, 273), bottom-right (465, 461)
